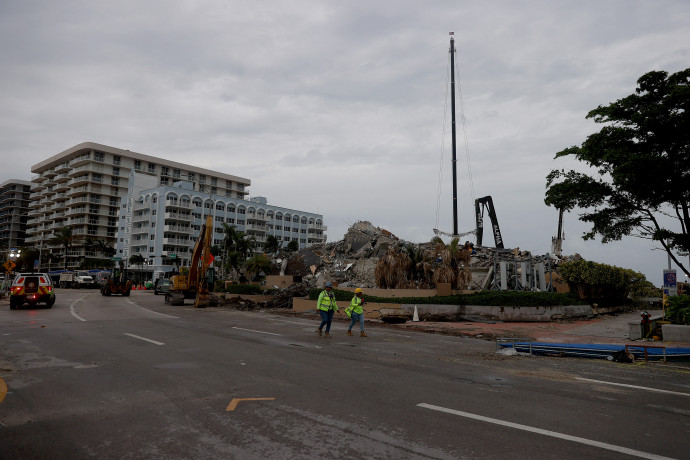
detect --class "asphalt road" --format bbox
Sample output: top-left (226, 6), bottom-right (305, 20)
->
top-left (1, 289), bottom-right (689, 459)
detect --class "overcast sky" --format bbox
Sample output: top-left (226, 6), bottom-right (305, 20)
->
top-left (2, 1), bottom-right (689, 285)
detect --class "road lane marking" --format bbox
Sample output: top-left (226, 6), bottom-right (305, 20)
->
top-left (226, 397), bottom-right (275, 411)
top-left (231, 327), bottom-right (280, 336)
top-left (576, 377), bottom-right (690, 397)
top-left (70, 296), bottom-right (89, 322)
top-left (0, 377), bottom-right (7, 403)
top-left (123, 333), bottom-right (164, 346)
top-left (126, 299), bottom-right (179, 318)
top-left (417, 403), bottom-right (675, 460)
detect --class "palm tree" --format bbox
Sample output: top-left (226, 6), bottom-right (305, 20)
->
top-left (129, 254), bottom-right (146, 284)
top-left (48, 227), bottom-right (80, 271)
top-left (244, 254), bottom-right (273, 282)
top-left (220, 223), bottom-right (256, 280)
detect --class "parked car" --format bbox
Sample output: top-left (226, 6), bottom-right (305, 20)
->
top-left (154, 278), bottom-right (171, 295)
top-left (9, 273), bottom-right (56, 309)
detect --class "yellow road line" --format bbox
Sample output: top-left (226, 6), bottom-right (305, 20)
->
top-left (226, 397), bottom-right (275, 411)
top-left (0, 377), bottom-right (7, 403)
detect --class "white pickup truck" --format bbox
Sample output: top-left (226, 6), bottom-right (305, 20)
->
top-left (58, 271), bottom-right (97, 289)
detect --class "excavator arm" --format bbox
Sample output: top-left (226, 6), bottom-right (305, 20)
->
top-left (475, 196), bottom-right (504, 248)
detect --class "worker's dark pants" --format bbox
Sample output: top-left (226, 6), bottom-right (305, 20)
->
top-left (319, 310), bottom-right (334, 332)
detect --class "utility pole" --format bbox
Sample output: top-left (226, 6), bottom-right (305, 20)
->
top-left (449, 33), bottom-right (459, 237)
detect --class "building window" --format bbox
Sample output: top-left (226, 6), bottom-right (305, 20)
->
top-left (92, 173), bottom-right (103, 183)
top-left (211, 187), bottom-right (217, 195)
top-left (134, 160), bottom-right (142, 171)
top-left (211, 177), bottom-right (217, 186)
top-left (237, 220), bottom-right (245, 225)
top-left (161, 177), bottom-right (169, 185)
top-left (226, 218), bottom-right (234, 224)
top-left (113, 155), bottom-right (121, 166)
top-left (199, 175), bottom-right (206, 185)
top-left (187, 172), bottom-right (195, 181)
top-left (148, 163), bottom-right (156, 173)
top-left (113, 166), bottom-right (120, 176)
top-left (215, 216), bottom-right (223, 222)
top-left (293, 216), bottom-right (299, 223)
top-left (161, 166), bottom-right (169, 176)
top-left (111, 177), bottom-right (119, 186)
top-left (173, 169), bottom-right (180, 179)
top-left (275, 225), bottom-right (282, 231)
top-left (216, 204), bottom-right (224, 211)
top-left (152, 196), bottom-right (157, 203)
top-left (238, 208), bottom-right (246, 214)
top-left (94, 151), bottom-right (104, 162)
top-left (284, 227), bottom-right (290, 232)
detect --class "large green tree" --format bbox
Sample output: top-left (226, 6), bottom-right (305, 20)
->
top-left (545, 68), bottom-right (690, 277)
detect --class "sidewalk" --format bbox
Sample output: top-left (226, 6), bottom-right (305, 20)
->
top-left (387, 310), bottom-right (690, 348)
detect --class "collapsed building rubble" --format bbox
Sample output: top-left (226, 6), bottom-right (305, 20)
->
top-left (278, 221), bottom-right (579, 291)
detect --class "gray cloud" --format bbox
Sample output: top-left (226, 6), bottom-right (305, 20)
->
top-left (2, 0), bottom-right (689, 284)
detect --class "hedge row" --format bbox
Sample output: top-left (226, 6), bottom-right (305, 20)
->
top-left (308, 289), bottom-right (583, 306)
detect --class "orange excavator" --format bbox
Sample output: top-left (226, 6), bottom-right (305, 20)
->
top-left (165, 215), bottom-right (217, 307)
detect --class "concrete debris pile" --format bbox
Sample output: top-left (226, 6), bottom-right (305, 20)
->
top-left (262, 284), bottom-right (310, 309)
top-left (279, 221), bottom-right (579, 291)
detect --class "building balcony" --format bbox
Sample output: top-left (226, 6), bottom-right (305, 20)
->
top-left (54, 181), bottom-right (69, 192)
top-left (32, 174), bottom-right (47, 183)
top-left (68, 175), bottom-right (91, 187)
top-left (164, 200), bottom-right (192, 210)
top-left (43, 169), bottom-right (57, 178)
top-left (245, 223), bottom-right (267, 232)
top-left (132, 226), bottom-right (149, 235)
top-left (163, 237), bottom-right (192, 246)
top-left (55, 162), bottom-right (71, 173)
top-left (69, 153), bottom-right (93, 168)
top-left (164, 212), bottom-right (191, 222)
top-left (164, 225), bottom-right (192, 234)
top-left (65, 207), bottom-right (88, 217)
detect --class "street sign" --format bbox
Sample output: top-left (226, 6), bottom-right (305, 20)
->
top-left (3, 260), bottom-right (16, 272)
top-left (111, 257), bottom-right (122, 261)
top-left (169, 254), bottom-right (178, 260)
top-left (663, 269), bottom-right (677, 296)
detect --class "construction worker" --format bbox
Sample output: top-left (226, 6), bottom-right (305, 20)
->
top-left (316, 282), bottom-right (338, 338)
top-left (346, 288), bottom-right (367, 337)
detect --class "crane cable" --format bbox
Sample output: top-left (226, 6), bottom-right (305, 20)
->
top-left (434, 40), bottom-right (476, 235)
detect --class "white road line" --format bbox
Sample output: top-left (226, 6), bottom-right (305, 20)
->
top-left (231, 326), bottom-right (280, 336)
top-left (126, 299), bottom-right (179, 318)
top-left (417, 403), bottom-right (675, 460)
top-left (123, 333), bottom-right (165, 346)
top-left (576, 377), bottom-right (690, 397)
top-left (70, 295), bottom-right (89, 322)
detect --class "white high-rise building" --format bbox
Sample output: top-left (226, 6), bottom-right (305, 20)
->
top-left (27, 142), bottom-right (325, 272)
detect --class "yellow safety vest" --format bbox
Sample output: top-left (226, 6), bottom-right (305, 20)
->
top-left (317, 290), bottom-right (337, 311)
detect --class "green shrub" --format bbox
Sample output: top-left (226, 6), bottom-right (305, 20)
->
top-left (308, 288), bottom-right (583, 306)
top-left (665, 295), bottom-right (690, 325)
top-left (558, 259), bottom-right (645, 304)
